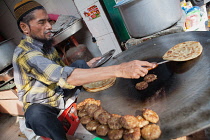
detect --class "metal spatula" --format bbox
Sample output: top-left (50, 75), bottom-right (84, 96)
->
top-left (146, 60), bottom-right (170, 70)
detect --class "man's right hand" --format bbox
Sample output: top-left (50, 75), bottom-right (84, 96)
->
top-left (115, 60), bottom-right (156, 79)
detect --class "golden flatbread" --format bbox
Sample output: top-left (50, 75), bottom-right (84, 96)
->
top-left (162, 41), bottom-right (203, 61)
top-left (83, 78), bottom-right (116, 92)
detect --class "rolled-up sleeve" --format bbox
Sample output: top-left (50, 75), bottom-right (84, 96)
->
top-left (58, 66), bottom-right (76, 89)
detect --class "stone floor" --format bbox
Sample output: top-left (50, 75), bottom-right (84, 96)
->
top-left (0, 113), bottom-right (26, 140)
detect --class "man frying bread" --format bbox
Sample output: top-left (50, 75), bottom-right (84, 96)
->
top-left (13, 0), bottom-right (155, 139)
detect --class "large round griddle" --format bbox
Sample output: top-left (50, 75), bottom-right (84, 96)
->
top-left (77, 31), bottom-right (210, 140)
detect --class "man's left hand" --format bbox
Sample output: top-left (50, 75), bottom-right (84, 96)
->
top-left (87, 57), bottom-right (101, 67)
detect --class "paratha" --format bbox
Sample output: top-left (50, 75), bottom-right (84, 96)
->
top-left (162, 41), bottom-right (203, 61)
top-left (83, 78), bottom-right (116, 92)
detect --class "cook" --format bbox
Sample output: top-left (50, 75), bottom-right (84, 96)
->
top-left (12, 0), bottom-right (156, 140)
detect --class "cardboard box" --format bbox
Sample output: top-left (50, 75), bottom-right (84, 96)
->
top-left (0, 90), bottom-right (24, 116)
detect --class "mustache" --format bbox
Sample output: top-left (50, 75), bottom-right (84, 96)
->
top-left (44, 30), bottom-right (52, 34)
top-left (44, 30), bottom-right (53, 38)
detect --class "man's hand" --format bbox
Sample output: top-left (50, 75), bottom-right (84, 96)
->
top-left (87, 57), bottom-right (101, 68)
top-left (116, 60), bottom-right (156, 79)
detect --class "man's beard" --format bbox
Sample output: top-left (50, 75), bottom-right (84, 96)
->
top-left (42, 38), bottom-right (54, 53)
top-left (32, 35), bottom-right (54, 53)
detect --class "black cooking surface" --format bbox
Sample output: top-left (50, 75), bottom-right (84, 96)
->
top-left (77, 31), bottom-right (210, 139)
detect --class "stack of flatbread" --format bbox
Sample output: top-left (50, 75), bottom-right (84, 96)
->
top-left (83, 78), bottom-right (116, 92)
top-left (162, 41), bottom-right (203, 61)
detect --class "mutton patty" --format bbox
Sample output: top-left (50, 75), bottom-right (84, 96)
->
top-left (135, 81), bottom-right (148, 90)
top-left (144, 74), bottom-right (157, 83)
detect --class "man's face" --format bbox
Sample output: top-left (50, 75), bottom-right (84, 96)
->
top-left (28, 9), bottom-right (52, 41)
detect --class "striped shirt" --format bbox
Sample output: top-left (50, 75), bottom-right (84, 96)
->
top-left (13, 36), bottom-right (75, 111)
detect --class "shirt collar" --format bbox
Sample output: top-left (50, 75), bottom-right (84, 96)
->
top-left (23, 35), bottom-right (44, 50)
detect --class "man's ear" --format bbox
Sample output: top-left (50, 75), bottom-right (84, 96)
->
top-left (19, 22), bottom-right (30, 35)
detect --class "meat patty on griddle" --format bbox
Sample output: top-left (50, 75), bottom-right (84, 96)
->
top-left (94, 108), bottom-right (106, 120)
top-left (78, 109), bottom-right (88, 118)
top-left (123, 127), bottom-right (141, 140)
top-left (143, 108), bottom-right (159, 123)
top-left (136, 115), bottom-right (149, 128)
top-left (141, 124), bottom-right (161, 140)
top-left (108, 129), bottom-right (124, 140)
top-left (120, 115), bottom-right (138, 129)
top-left (80, 115), bottom-right (92, 125)
top-left (107, 114), bottom-right (122, 129)
top-left (144, 74), bottom-right (157, 83)
top-left (98, 112), bottom-right (111, 125)
top-left (135, 81), bottom-right (148, 90)
top-left (85, 104), bottom-right (100, 117)
top-left (86, 120), bottom-right (100, 131)
top-left (96, 124), bottom-right (109, 136)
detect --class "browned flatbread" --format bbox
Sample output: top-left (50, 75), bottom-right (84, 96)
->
top-left (82, 78), bottom-right (116, 92)
top-left (162, 41), bottom-right (203, 61)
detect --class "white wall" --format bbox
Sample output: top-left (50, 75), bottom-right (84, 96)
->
top-left (74, 0), bottom-right (122, 56)
top-left (0, 0), bottom-right (102, 56)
